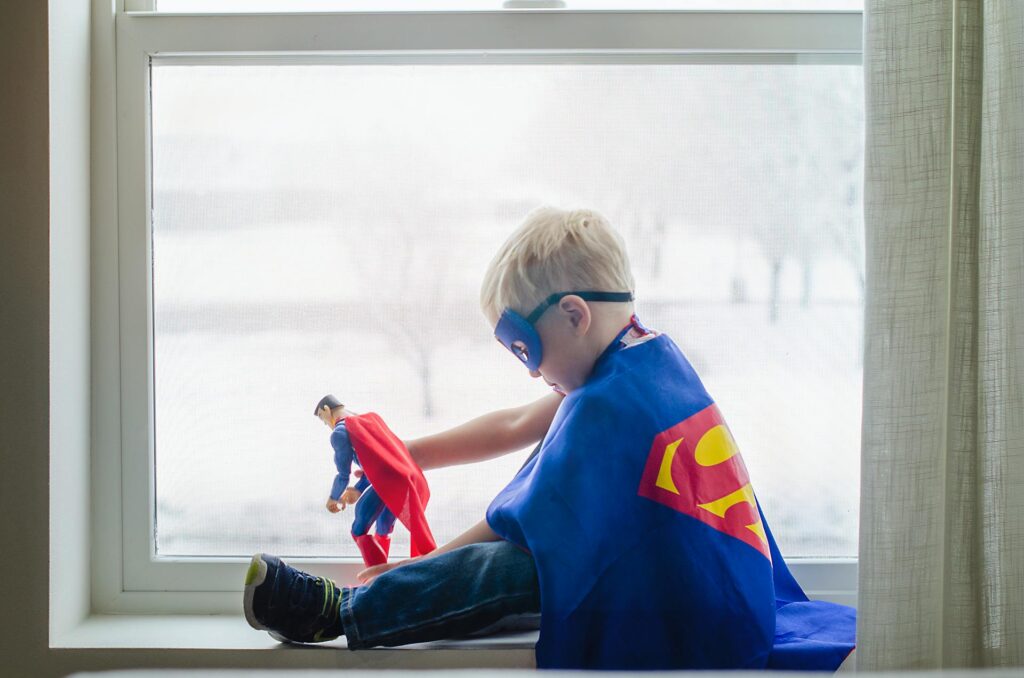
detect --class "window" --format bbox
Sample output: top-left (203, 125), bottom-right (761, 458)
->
top-left (101, 6), bottom-right (862, 611)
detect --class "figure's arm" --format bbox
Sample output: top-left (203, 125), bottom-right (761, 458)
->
top-left (329, 474), bottom-right (346, 503)
top-left (357, 517), bottom-right (501, 584)
top-left (406, 391), bottom-right (563, 471)
top-left (327, 427), bottom-right (354, 511)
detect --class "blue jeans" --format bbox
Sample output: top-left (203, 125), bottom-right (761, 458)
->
top-left (339, 539), bottom-right (541, 649)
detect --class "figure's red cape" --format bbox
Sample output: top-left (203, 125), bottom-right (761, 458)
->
top-left (345, 412), bottom-right (436, 557)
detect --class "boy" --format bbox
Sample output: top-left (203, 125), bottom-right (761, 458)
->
top-left (243, 207), bottom-right (855, 669)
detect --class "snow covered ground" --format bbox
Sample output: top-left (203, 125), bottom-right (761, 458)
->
top-left (154, 299), bottom-right (862, 560)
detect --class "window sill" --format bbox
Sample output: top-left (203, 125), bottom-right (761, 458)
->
top-left (53, 614), bottom-right (538, 668)
top-left (53, 614), bottom-right (860, 672)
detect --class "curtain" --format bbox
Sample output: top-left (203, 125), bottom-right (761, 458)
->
top-left (859, 0), bottom-right (1024, 669)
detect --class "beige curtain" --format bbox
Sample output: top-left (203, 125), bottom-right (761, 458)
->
top-left (859, 0), bottom-right (1024, 669)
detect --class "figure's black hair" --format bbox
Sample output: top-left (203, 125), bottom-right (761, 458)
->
top-left (314, 393), bottom-right (343, 417)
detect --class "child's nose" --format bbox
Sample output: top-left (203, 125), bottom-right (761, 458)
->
top-left (529, 369), bottom-right (541, 379)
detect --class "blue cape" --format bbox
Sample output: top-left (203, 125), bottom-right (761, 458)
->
top-left (486, 331), bottom-right (856, 670)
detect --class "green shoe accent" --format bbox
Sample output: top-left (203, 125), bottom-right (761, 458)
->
top-left (321, 579), bottom-right (332, 616)
top-left (245, 558), bottom-right (260, 586)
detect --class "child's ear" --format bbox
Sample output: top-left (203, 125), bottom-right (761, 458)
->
top-left (560, 296), bottom-right (591, 334)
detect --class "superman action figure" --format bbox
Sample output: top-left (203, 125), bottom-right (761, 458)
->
top-left (315, 394), bottom-right (436, 567)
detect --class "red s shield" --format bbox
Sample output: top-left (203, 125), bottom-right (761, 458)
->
top-left (637, 403), bottom-right (770, 560)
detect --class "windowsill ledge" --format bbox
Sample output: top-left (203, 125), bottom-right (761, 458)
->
top-left (53, 615), bottom-right (861, 672)
top-left (53, 614), bottom-right (538, 669)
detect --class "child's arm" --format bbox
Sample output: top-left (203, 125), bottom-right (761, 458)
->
top-left (406, 391), bottom-right (563, 470)
top-left (356, 517), bottom-right (500, 584)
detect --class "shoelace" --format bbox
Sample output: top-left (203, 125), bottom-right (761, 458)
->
top-left (286, 571), bottom-right (341, 626)
top-left (288, 572), bottom-right (327, 616)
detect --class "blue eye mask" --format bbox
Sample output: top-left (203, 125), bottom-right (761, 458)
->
top-left (493, 290), bottom-right (635, 371)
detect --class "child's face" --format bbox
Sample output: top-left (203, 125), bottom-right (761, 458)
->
top-left (530, 308), bottom-right (593, 394)
top-left (493, 296), bottom-right (594, 394)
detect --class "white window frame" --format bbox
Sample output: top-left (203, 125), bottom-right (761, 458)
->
top-left (93, 3), bottom-right (862, 615)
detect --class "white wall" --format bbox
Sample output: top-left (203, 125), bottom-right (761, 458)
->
top-left (49, 0), bottom-right (94, 647)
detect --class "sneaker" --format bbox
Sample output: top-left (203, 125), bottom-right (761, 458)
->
top-left (243, 553), bottom-right (344, 643)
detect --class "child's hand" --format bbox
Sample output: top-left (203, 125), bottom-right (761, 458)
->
top-left (357, 556), bottom-right (422, 585)
top-left (326, 498), bottom-right (342, 513)
top-left (340, 487), bottom-right (362, 508)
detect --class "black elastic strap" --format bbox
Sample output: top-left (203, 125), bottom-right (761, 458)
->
top-left (525, 290), bottom-right (634, 324)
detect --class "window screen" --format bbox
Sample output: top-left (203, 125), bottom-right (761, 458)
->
top-left (151, 62), bottom-right (864, 559)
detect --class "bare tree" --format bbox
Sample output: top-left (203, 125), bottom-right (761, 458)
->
top-left (345, 203), bottom-right (478, 419)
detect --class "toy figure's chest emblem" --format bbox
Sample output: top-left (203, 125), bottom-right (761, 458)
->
top-left (637, 403), bottom-right (770, 560)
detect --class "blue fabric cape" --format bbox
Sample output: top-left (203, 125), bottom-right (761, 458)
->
top-left (486, 332), bottom-right (856, 670)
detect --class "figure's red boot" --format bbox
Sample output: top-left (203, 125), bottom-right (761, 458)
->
top-left (353, 533), bottom-right (387, 567)
top-left (373, 534), bottom-right (391, 560)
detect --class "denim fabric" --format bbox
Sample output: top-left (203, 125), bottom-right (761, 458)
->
top-left (339, 539), bottom-right (541, 649)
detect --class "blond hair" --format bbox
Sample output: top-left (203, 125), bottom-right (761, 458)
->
top-left (480, 206), bottom-right (635, 321)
